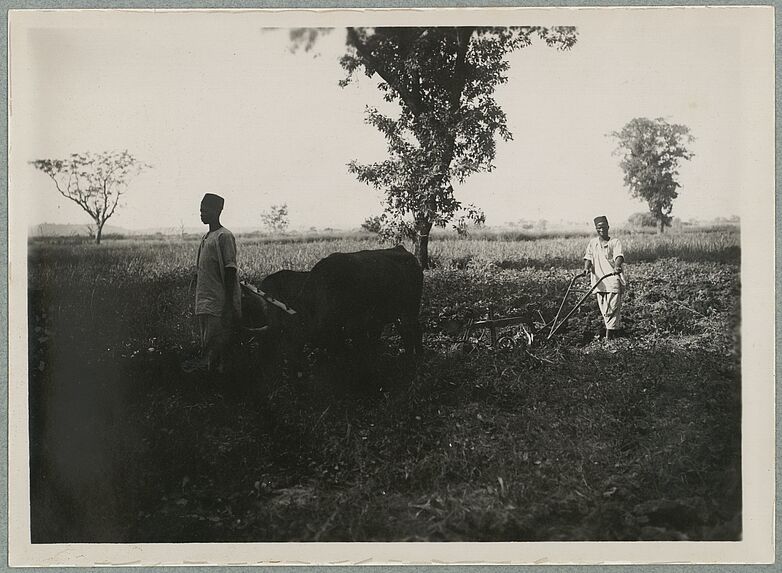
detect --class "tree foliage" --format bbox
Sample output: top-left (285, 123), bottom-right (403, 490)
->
top-left (453, 204), bottom-right (486, 237)
top-left (360, 215), bottom-right (385, 234)
top-left (611, 118), bottom-right (694, 233)
top-left (30, 151), bottom-right (149, 244)
top-left (261, 203), bottom-right (290, 234)
top-left (294, 26), bottom-right (577, 267)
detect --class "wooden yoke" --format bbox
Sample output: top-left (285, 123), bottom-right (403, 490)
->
top-left (240, 281), bottom-right (298, 316)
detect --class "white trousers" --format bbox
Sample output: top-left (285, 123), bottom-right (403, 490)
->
top-left (596, 291), bottom-right (623, 330)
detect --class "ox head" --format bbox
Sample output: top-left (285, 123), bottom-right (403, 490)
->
top-left (240, 282), bottom-right (272, 337)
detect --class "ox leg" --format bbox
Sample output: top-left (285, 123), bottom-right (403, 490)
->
top-left (281, 330), bottom-right (306, 380)
top-left (357, 324), bottom-right (383, 378)
top-left (365, 322), bottom-right (383, 350)
top-left (399, 315), bottom-right (423, 356)
top-left (320, 325), bottom-right (349, 366)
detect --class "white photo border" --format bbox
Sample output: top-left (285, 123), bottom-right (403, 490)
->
top-left (4, 3), bottom-right (776, 568)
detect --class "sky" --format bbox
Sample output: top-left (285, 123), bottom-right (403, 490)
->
top-left (9, 8), bottom-right (762, 232)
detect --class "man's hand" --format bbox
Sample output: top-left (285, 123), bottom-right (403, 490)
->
top-left (223, 302), bottom-right (241, 338)
top-left (223, 266), bottom-right (239, 329)
top-left (614, 256), bottom-right (624, 275)
top-left (582, 263), bottom-right (592, 278)
top-left (224, 301), bottom-right (240, 320)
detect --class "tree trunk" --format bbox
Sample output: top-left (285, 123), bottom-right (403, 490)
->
top-left (658, 219), bottom-right (665, 234)
top-left (96, 222), bottom-right (104, 244)
top-left (414, 221), bottom-right (433, 270)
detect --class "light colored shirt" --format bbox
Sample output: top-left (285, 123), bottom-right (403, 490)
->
top-left (584, 236), bottom-right (625, 293)
top-left (195, 227), bottom-right (241, 317)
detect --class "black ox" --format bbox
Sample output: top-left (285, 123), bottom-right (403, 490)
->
top-left (299, 245), bottom-right (423, 356)
top-left (240, 270), bottom-right (308, 365)
top-left (241, 245), bottom-right (423, 359)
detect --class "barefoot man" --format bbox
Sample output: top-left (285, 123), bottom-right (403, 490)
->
top-left (583, 215), bottom-right (626, 341)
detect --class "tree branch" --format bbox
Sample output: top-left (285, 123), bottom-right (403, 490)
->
top-left (48, 171), bottom-right (97, 219)
top-left (450, 27), bottom-right (473, 112)
top-left (105, 187), bottom-right (122, 221)
top-left (347, 27), bottom-right (423, 116)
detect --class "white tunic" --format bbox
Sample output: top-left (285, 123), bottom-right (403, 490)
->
top-left (584, 237), bottom-right (625, 293)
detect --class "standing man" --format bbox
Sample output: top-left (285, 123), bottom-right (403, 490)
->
top-left (192, 193), bottom-right (241, 373)
top-left (583, 215), bottom-right (625, 341)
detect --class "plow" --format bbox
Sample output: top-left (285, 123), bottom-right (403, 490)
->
top-left (449, 271), bottom-right (621, 353)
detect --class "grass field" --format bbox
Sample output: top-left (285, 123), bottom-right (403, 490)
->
top-left (27, 228), bottom-right (741, 542)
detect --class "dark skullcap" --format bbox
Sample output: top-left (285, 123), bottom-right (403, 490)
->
top-left (201, 193), bottom-right (225, 210)
top-left (593, 215), bottom-right (609, 226)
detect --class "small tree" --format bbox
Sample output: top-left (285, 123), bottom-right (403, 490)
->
top-left (611, 118), bottom-right (694, 233)
top-left (261, 203), bottom-right (289, 234)
top-left (30, 150), bottom-right (149, 244)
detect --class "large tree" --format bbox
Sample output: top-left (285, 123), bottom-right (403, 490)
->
top-left (295, 26), bottom-right (577, 268)
top-left (31, 150), bottom-right (149, 244)
top-left (611, 117), bottom-right (694, 234)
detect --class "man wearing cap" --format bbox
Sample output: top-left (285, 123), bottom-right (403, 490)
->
top-left (192, 193), bottom-right (241, 373)
top-left (582, 215), bottom-right (626, 341)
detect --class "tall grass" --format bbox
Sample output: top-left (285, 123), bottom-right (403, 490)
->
top-left (430, 230), bottom-right (740, 270)
top-left (29, 229), bottom-right (738, 289)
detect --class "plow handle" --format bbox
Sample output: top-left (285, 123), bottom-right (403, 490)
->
top-left (547, 272), bottom-right (583, 339)
top-left (546, 271), bottom-right (620, 340)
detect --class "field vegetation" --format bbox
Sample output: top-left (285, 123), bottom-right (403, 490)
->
top-left (27, 227), bottom-right (741, 542)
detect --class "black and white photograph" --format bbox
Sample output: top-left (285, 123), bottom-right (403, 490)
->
top-left (7, 6), bottom-right (775, 565)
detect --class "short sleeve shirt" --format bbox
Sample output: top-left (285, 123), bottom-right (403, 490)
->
top-left (584, 237), bottom-right (624, 293)
top-left (195, 227), bottom-right (241, 316)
